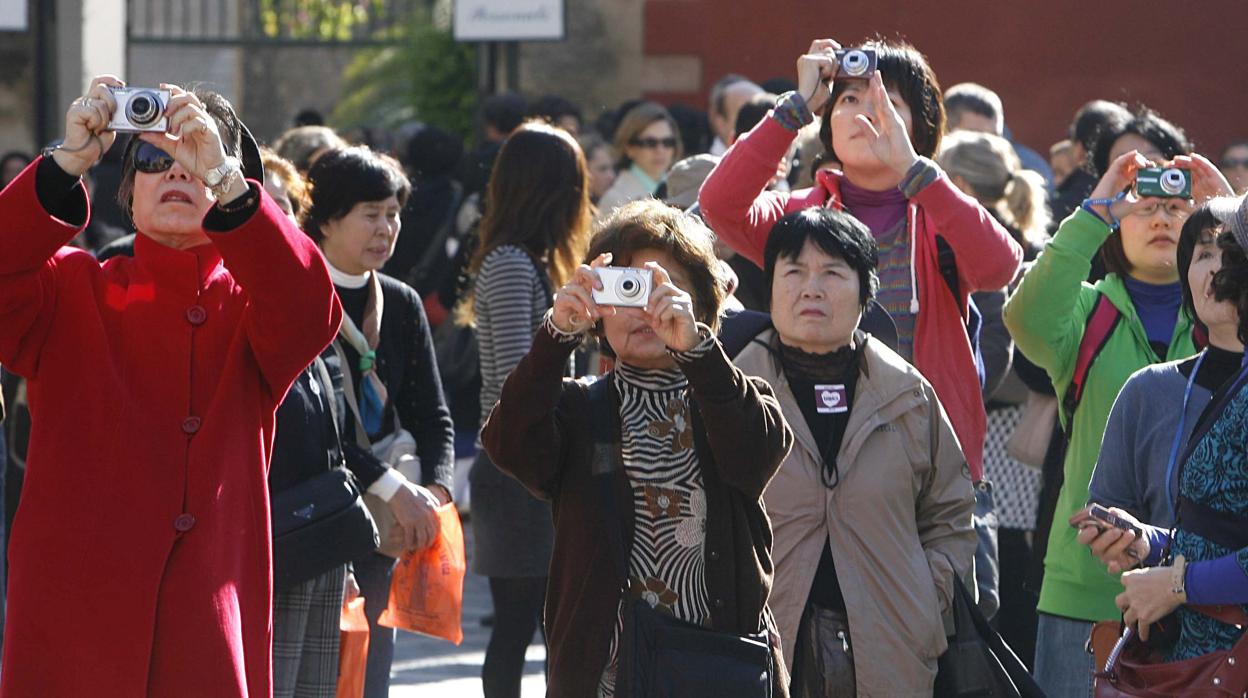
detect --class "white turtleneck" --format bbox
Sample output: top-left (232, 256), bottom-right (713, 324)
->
top-left (326, 260), bottom-right (370, 289)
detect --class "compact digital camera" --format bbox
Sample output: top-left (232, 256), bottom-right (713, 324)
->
top-left (106, 87), bottom-right (170, 133)
top-left (1135, 167), bottom-right (1192, 199)
top-left (592, 267), bottom-right (652, 308)
top-left (835, 48), bottom-right (878, 79)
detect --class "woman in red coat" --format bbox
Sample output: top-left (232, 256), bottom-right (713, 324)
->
top-left (0, 76), bottom-right (341, 696)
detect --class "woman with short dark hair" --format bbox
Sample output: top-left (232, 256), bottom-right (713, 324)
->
top-left (734, 207), bottom-right (975, 696)
top-left (305, 145), bottom-right (455, 698)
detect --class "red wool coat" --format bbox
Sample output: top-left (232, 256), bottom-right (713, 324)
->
top-left (0, 159), bottom-right (342, 696)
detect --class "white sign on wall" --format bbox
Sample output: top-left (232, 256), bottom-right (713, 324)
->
top-left (0, 0), bottom-right (27, 31)
top-left (454, 0), bottom-right (565, 42)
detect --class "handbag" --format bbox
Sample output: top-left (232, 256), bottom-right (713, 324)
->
top-left (1006, 391), bottom-right (1058, 469)
top-left (332, 339), bottom-right (422, 558)
top-left (935, 575), bottom-right (1046, 698)
top-left (1094, 605), bottom-right (1248, 697)
top-left (587, 377), bottom-right (773, 698)
top-left (271, 359), bottom-right (380, 592)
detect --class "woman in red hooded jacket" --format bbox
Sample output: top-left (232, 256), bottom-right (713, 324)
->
top-left (699, 38), bottom-right (1023, 485)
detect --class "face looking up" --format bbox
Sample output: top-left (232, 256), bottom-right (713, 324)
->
top-left (769, 240), bottom-right (863, 354)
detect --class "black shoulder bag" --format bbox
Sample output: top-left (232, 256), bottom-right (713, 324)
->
top-left (587, 377), bottom-right (774, 698)
top-left (271, 358), bottom-right (380, 592)
top-left (934, 575), bottom-right (1045, 698)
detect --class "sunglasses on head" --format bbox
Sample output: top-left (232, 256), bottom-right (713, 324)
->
top-left (630, 137), bottom-right (677, 150)
top-left (132, 141), bottom-right (175, 174)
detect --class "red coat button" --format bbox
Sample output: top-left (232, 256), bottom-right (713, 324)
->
top-left (186, 305), bottom-right (207, 326)
top-left (174, 513), bottom-right (196, 532)
top-left (181, 416), bottom-right (202, 434)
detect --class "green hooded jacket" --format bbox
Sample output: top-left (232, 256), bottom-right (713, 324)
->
top-left (1004, 208), bottom-right (1199, 621)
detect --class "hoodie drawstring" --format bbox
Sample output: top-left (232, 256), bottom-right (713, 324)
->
top-left (908, 203), bottom-right (920, 315)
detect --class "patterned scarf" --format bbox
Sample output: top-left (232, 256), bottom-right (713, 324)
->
top-left (337, 271), bottom-right (388, 435)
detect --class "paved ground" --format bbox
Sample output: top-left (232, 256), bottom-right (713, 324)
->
top-left (387, 519), bottom-right (547, 697)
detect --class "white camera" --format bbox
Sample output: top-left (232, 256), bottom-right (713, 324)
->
top-left (592, 267), bottom-right (652, 308)
top-left (106, 87), bottom-right (170, 133)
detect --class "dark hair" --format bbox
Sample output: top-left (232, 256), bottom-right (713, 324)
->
top-left (528, 95), bottom-right (583, 130)
top-left (760, 77), bottom-right (798, 96)
top-left (405, 125), bottom-right (464, 180)
top-left (943, 82), bottom-right (1003, 134)
top-left (1091, 107), bottom-right (1190, 177)
top-left (667, 103), bottom-right (712, 156)
top-left (1177, 205), bottom-right (1222, 323)
top-left (293, 108), bottom-right (325, 127)
top-left (482, 92), bottom-right (528, 135)
top-left (0, 150), bottom-right (33, 185)
top-left (733, 93), bottom-right (778, 140)
top-left (1213, 229), bottom-right (1248, 344)
top-left (822, 40), bottom-right (945, 162)
top-left (586, 199), bottom-right (727, 336)
top-left (458, 121), bottom-right (592, 325)
top-left (1069, 100), bottom-right (1131, 155)
top-left (117, 88), bottom-right (245, 225)
top-left (763, 208), bottom-right (879, 307)
top-left (303, 146), bottom-right (411, 242)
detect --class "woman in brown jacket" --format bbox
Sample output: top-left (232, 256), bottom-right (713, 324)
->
top-left (733, 208), bottom-right (976, 697)
top-left (481, 200), bottom-right (793, 697)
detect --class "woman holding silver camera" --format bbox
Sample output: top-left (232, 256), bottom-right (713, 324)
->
top-left (457, 120), bottom-right (593, 698)
top-left (1004, 106), bottom-right (1233, 695)
top-left (0, 75), bottom-right (341, 696)
top-left (480, 199), bottom-right (792, 697)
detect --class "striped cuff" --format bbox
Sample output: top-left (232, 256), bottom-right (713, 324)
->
top-left (669, 323), bottom-right (716, 363)
top-left (771, 91), bottom-right (814, 133)
top-left (543, 309), bottom-right (583, 344)
top-left (899, 157), bottom-right (942, 198)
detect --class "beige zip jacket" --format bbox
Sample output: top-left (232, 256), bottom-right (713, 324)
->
top-left (737, 331), bottom-right (976, 697)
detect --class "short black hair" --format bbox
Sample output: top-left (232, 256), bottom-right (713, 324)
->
top-left (763, 208), bottom-right (880, 306)
top-left (1213, 226), bottom-right (1248, 345)
top-left (823, 40), bottom-right (945, 161)
top-left (481, 92), bottom-right (528, 134)
top-left (1092, 107), bottom-right (1190, 177)
top-left (734, 93), bottom-right (778, 140)
top-left (1069, 100), bottom-right (1131, 154)
top-left (304, 146), bottom-right (411, 242)
top-left (406, 125), bottom-right (464, 180)
top-left (667, 103), bottom-right (711, 157)
top-left (1177, 204), bottom-right (1221, 323)
top-left (528, 94), bottom-right (582, 129)
top-left (293, 108), bottom-right (325, 127)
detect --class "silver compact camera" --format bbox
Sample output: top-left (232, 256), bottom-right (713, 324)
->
top-left (592, 267), bottom-right (652, 308)
top-left (835, 48), bottom-right (878, 79)
top-left (106, 87), bottom-right (170, 133)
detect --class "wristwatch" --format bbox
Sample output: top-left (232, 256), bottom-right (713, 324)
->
top-left (203, 157), bottom-right (242, 200)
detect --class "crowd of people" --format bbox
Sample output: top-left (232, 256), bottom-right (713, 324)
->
top-left (1, 31), bottom-right (1247, 698)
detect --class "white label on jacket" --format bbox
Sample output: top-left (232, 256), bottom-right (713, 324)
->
top-left (815, 384), bottom-right (848, 414)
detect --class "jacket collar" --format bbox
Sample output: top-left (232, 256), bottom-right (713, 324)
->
top-left (737, 330), bottom-right (925, 473)
top-left (1094, 272), bottom-right (1197, 359)
top-left (134, 232), bottom-right (223, 297)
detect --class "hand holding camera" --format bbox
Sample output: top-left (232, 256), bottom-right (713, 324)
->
top-left (633, 261), bottom-right (702, 353)
top-left (1164, 154), bottom-right (1235, 204)
top-left (551, 252), bottom-right (619, 335)
top-left (139, 84), bottom-right (246, 204)
top-left (54, 75), bottom-right (126, 177)
top-left (795, 38), bottom-right (843, 115)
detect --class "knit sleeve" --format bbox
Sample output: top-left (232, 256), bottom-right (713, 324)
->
top-left (476, 246), bottom-right (549, 420)
top-left (392, 283), bottom-right (456, 494)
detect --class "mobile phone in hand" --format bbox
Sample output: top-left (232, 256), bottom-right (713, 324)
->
top-left (1069, 504), bottom-right (1143, 559)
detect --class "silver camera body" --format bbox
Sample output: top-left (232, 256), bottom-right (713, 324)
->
top-left (835, 48), bottom-right (878, 79)
top-left (592, 267), bottom-right (652, 308)
top-left (106, 87), bottom-right (170, 133)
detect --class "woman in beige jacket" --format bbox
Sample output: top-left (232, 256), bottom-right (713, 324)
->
top-left (732, 207), bottom-right (976, 697)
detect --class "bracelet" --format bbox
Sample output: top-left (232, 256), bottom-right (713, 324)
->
top-left (1171, 554), bottom-right (1188, 603)
top-left (1081, 192), bottom-right (1126, 230)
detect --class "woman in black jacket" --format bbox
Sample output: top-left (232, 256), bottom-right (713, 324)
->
top-left (304, 146), bottom-right (456, 698)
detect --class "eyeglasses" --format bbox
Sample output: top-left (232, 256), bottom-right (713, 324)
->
top-left (1221, 158), bottom-right (1248, 170)
top-left (1128, 199), bottom-right (1192, 219)
top-left (132, 141), bottom-right (175, 174)
top-left (630, 137), bottom-right (677, 150)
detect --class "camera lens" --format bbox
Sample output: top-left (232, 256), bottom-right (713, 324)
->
top-left (843, 50), bottom-right (868, 76)
top-left (620, 278), bottom-right (638, 296)
top-left (1160, 169), bottom-right (1186, 195)
top-left (126, 92), bottom-right (162, 128)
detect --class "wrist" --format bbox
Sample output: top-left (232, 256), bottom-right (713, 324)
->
top-left (1171, 554), bottom-right (1188, 604)
top-left (893, 151), bottom-right (920, 176)
top-left (49, 149), bottom-right (89, 178)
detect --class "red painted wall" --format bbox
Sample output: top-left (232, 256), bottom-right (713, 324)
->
top-left (643, 1), bottom-right (1248, 158)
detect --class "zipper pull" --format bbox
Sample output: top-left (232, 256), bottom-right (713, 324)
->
top-left (837, 630), bottom-right (849, 653)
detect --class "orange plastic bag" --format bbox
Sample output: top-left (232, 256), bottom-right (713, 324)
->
top-left (336, 596), bottom-right (370, 698)
top-left (378, 502), bottom-right (466, 644)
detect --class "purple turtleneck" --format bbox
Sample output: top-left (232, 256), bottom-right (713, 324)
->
top-left (838, 175), bottom-right (908, 236)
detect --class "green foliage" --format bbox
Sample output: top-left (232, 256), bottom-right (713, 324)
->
top-left (331, 17), bottom-right (477, 139)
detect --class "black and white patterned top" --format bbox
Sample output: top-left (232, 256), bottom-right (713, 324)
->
top-left (598, 333), bottom-right (715, 697)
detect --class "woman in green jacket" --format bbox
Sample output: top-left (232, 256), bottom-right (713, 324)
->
top-left (1004, 107), bottom-right (1232, 696)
